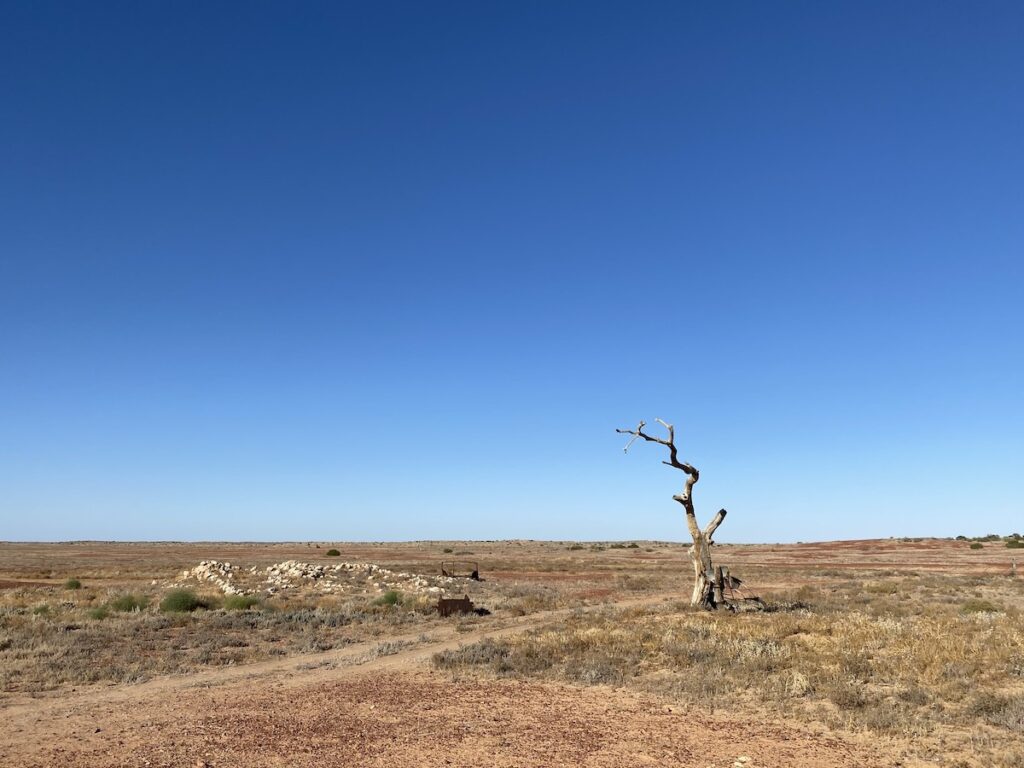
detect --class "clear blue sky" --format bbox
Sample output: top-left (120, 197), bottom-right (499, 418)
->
top-left (2, 2), bottom-right (1021, 542)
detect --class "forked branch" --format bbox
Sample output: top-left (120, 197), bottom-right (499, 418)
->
top-left (617, 419), bottom-right (701, 513)
top-left (616, 419), bottom-right (698, 478)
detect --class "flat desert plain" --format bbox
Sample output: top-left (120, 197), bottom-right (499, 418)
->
top-left (1, 538), bottom-right (1022, 767)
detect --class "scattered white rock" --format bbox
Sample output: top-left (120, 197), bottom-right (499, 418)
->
top-left (176, 558), bottom-right (456, 597)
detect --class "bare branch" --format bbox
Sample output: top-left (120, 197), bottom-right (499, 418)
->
top-left (618, 431), bottom-right (641, 453)
top-left (616, 419), bottom-right (696, 479)
top-left (615, 420), bottom-right (646, 453)
top-left (703, 508), bottom-right (727, 543)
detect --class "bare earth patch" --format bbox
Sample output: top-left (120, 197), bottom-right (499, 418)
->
top-left (3, 670), bottom-right (884, 768)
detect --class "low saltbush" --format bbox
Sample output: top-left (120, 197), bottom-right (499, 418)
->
top-left (159, 589), bottom-right (205, 613)
top-left (110, 594), bottom-right (149, 613)
top-left (961, 599), bottom-right (1001, 614)
top-left (223, 595), bottom-right (262, 611)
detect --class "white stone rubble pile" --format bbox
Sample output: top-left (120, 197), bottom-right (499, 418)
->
top-left (180, 561), bottom-right (245, 595)
top-left (179, 559), bottom-right (455, 597)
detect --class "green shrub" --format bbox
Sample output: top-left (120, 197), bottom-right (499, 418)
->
top-left (1006, 540), bottom-right (1023, 549)
top-left (32, 604), bottom-right (50, 616)
top-left (88, 606), bottom-right (109, 620)
top-left (827, 681), bottom-right (869, 710)
top-left (63, 578), bottom-right (82, 590)
top-left (159, 589), bottom-right (205, 613)
top-left (609, 543), bottom-right (626, 549)
top-left (961, 599), bottom-right (1001, 614)
top-left (223, 595), bottom-right (262, 611)
top-left (970, 542), bottom-right (984, 550)
top-left (443, 547), bottom-right (453, 553)
top-left (567, 544), bottom-right (584, 551)
top-left (865, 581), bottom-right (899, 595)
top-left (110, 594), bottom-right (149, 612)
top-left (325, 548), bottom-right (341, 557)
top-left (626, 542), bottom-right (640, 548)
top-left (374, 590), bottom-right (402, 606)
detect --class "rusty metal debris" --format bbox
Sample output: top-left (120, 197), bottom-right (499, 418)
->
top-left (436, 594), bottom-right (474, 617)
top-left (718, 565), bottom-right (765, 611)
top-left (440, 560), bottom-right (480, 580)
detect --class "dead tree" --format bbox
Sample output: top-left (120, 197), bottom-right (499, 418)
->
top-left (616, 419), bottom-right (728, 609)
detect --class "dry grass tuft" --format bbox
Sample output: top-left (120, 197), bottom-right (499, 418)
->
top-left (435, 585), bottom-right (1024, 766)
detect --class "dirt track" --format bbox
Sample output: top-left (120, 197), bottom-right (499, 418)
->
top-left (2, 595), bottom-right (891, 768)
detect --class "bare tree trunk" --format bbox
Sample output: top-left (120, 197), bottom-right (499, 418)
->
top-left (617, 419), bottom-right (727, 609)
top-left (713, 565), bottom-right (725, 606)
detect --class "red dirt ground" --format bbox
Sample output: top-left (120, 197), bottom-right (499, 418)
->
top-left (2, 655), bottom-right (889, 768)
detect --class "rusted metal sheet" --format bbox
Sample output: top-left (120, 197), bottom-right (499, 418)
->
top-left (436, 594), bottom-right (474, 617)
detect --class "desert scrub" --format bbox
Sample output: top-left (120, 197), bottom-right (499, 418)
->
top-left (615, 574), bottom-right (655, 592)
top-left (865, 581), bottom-right (899, 595)
top-left (222, 594), bottom-right (262, 611)
top-left (109, 594), bottom-right (150, 613)
top-left (967, 692), bottom-right (1024, 731)
top-left (0, 594), bottom-right (437, 693)
top-left (433, 601), bottom-right (1024, 747)
top-left (497, 584), bottom-right (559, 616)
top-left (63, 578), bottom-right (82, 590)
top-left (325, 549), bottom-right (341, 557)
top-left (961, 599), bottom-right (1001, 614)
top-left (159, 589), bottom-right (205, 613)
top-left (374, 590), bottom-right (402, 607)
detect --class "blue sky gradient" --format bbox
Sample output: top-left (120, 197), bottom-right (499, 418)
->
top-left (2, 2), bottom-right (1022, 541)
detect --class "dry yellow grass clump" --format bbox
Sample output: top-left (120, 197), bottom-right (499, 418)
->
top-left (436, 593), bottom-right (1024, 767)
